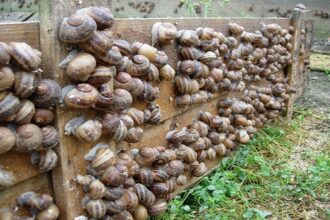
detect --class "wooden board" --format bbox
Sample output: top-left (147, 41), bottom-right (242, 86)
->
top-left (0, 172), bottom-right (52, 217)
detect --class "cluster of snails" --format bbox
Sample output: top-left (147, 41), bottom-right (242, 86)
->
top-left (76, 144), bottom-right (187, 219)
top-left (65, 103), bottom-right (160, 143)
top-left (0, 41), bottom-right (60, 184)
top-left (58, 7), bottom-right (175, 115)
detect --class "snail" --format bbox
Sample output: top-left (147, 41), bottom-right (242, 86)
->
top-left (125, 127), bottom-right (144, 143)
top-left (64, 83), bottom-right (98, 109)
top-left (178, 46), bottom-right (203, 60)
top-left (15, 100), bottom-right (35, 125)
top-left (213, 144), bottom-right (227, 156)
top-left (18, 191), bottom-right (53, 210)
top-left (59, 13), bottom-right (97, 44)
top-left (0, 42), bottom-right (10, 65)
top-left (0, 168), bottom-right (15, 190)
top-left (125, 55), bottom-right (150, 77)
top-left (9, 42), bottom-right (41, 71)
top-left (76, 6), bottom-right (114, 30)
top-left (100, 164), bottom-right (128, 186)
top-left (0, 67), bottom-right (14, 91)
top-left (122, 189), bottom-right (139, 212)
top-left (85, 199), bottom-right (106, 219)
top-left (122, 108), bottom-right (145, 125)
top-left (229, 23), bottom-right (245, 36)
top-left (114, 39), bottom-right (132, 56)
top-left (0, 127), bottom-right (15, 154)
top-left (40, 126), bottom-right (59, 149)
top-left (32, 79), bottom-right (61, 108)
top-left (14, 71), bottom-right (37, 99)
top-left (135, 147), bottom-right (159, 167)
top-left (132, 42), bottom-right (168, 68)
top-left (134, 183), bottom-right (156, 208)
top-left (97, 46), bottom-right (123, 66)
top-left (32, 108), bottom-right (54, 126)
top-left (207, 148), bottom-right (217, 160)
top-left (175, 75), bottom-right (199, 95)
top-left (65, 52), bottom-right (96, 81)
top-left (111, 88), bottom-right (133, 111)
top-left (36, 204), bottom-right (60, 220)
top-left (15, 123), bottom-right (43, 152)
top-left (176, 30), bottom-right (200, 47)
top-left (31, 149), bottom-right (58, 171)
top-left (91, 147), bottom-right (116, 172)
top-left (148, 199), bottom-right (168, 217)
top-left (192, 162), bottom-right (207, 177)
top-left (151, 22), bottom-right (177, 45)
top-left (144, 102), bottom-right (161, 123)
top-left (134, 205), bottom-right (149, 220)
top-left (114, 72), bottom-right (134, 91)
top-left (176, 174), bottom-right (187, 186)
top-left (146, 63), bottom-right (159, 81)
top-left (79, 30), bottom-right (114, 55)
top-left (0, 91), bottom-right (20, 121)
top-left (139, 167), bottom-right (154, 187)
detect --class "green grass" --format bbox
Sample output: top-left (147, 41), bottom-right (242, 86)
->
top-left (156, 109), bottom-right (330, 220)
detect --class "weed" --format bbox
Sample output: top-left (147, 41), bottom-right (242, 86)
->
top-left (155, 109), bottom-right (330, 219)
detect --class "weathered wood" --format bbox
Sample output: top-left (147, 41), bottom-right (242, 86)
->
top-left (0, 172), bottom-right (52, 217)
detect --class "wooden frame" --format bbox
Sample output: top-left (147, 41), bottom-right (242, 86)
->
top-left (0, 1), bottom-right (311, 219)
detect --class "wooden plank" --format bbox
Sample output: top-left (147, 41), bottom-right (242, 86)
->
top-left (0, 21), bottom-right (39, 49)
top-left (0, 172), bottom-right (52, 217)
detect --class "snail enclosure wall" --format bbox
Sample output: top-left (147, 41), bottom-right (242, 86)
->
top-left (0, 1), bottom-right (312, 219)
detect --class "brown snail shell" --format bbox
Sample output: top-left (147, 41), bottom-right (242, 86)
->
top-left (87, 65), bottom-right (114, 87)
top-left (135, 147), bottom-right (159, 167)
top-left (0, 67), bottom-right (14, 91)
top-left (111, 120), bottom-right (128, 142)
top-left (0, 127), bottom-right (15, 154)
top-left (176, 94), bottom-right (192, 107)
top-left (0, 42), bottom-right (10, 65)
top-left (178, 46), bottom-right (203, 60)
top-left (59, 13), bottom-right (97, 43)
top-left (213, 144), bottom-right (227, 156)
top-left (0, 208), bottom-right (14, 220)
top-left (111, 88), bottom-right (133, 111)
top-left (94, 83), bottom-right (113, 110)
top-left (15, 99), bottom-right (35, 125)
top-left (189, 137), bottom-right (206, 151)
top-left (134, 183), bottom-right (156, 208)
top-left (192, 162), bottom-right (207, 177)
top-left (126, 55), bottom-right (150, 77)
top-left (64, 83), bottom-right (98, 109)
top-left (139, 82), bottom-right (159, 101)
top-left (139, 167), bottom-right (154, 187)
top-left (41, 125), bottom-right (59, 149)
top-left (103, 186), bottom-right (124, 201)
top-left (176, 30), bottom-right (200, 47)
top-left (66, 52), bottom-right (96, 82)
top-left (114, 72), bottom-right (134, 91)
top-left (77, 6), bottom-right (114, 30)
top-left (175, 75), bottom-right (199, 95)
top-left (79, 30), bottom-right (114, 54)
top-left (105, 196), bottom-right (127, 214)
top-left (237, 130), bottom-right (250, 144)
top-left (124, 177), bottom-right (135, 188)
top-left (0, 168), bottom-right (16, 190)
top-left (113, 39), bottom-right (132, 56)
top-left (31, 149), bottom-right (58, 171)
top-left (176, 144), bottom-right (197, 164)
top-left (32, 109), bottom-right (54, 126)
top-left (123, 189), bottom-right (139, 212)
top-left (86, 199), bottom-right (106, 219)
top-left (15, 123), bottom-right (42, 152)
top-left (148, 199), bottom-right (168, 217)
top-left (14, 71), bottom-right (37, 99)
top-left (125, 127), bottom-right (144, 143)
top-left (101, 164), bottom-right (128, 186)
top-left (32, 79), bottom-right (61, 108)
top-left (98, 46), bottom-right (123, 66)
top-left (152, 22), bottom-right (177, 45)
top-left (120, 114), bottom-right (135, 129)
top-left (145, 102), bottom-right (161, 123)
top-left (176, 174), bottom-right (187, 186)
top-left (199, 38), bottom-right (220, 52)
top-left (134, 205), bottom-right (149, 220)
top-left (101, 113), bottom-right (120, 135)
top-left (18, 192), bottom-right (53, 210)
top-left (229, 23), bottom-right (245, 36)
top-left (92, 148), bottom-right (116, 172)
top-left (111, 211), bottom-right (134, 220)
top-left (76, 120), bottom-right (103, 143)
top-left (122, 108), bottom-right (145, 125)
top-left (207, 148), bottom-right (217, 160)
top-left (166, 160), bottom-right (185, 177)
top-left (196, 27), bottom-right (215, 40)
top-left (189, 120), bottom-right (209, 137)
top-left (146, 63), bottom-right (159, 81)
top-left (132, 42), bottom-right (168, 67)
top-left (166, 128), bottom-right (188, 144)
top-left (0, 91), bottom-right (20, 121)
top-left (9, 42), bottom-right (41, 71)
top-left (36, 204), bottom-right (60, 220)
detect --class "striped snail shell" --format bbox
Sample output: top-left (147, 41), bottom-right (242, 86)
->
top-left (122, 108), bottom-right (145, 125)
top-left (228, 22), bottom-right (245, 36)
top-left (65, 52), bottom-right (96, 82)
top-left (59, 13), bottom-right (96, 44)
top-left (103, 186), bottom-right (124, 201)
top-left (134, 183), bottom-right (156, 208)
top-left (15, 99), bottom-right (35, 125)
top-left (110, 88), bottom-right (133, 111)
top-left (87, 66), bottom-right (114, 87)
top-left (79, 30), bottom-right (114, 55)
top-left (32, 79), bottom-right (61, 108)
top-left (92, 147), bottom-right (116, 172)
top-left (125, 127), bottom-right (144, 143)
top-left (85, 199), bottom-right (106, 219)
top-left (176, 30), bottom-right (200, 47)
top-left (176, 174), bottom-right (187, 186)
top-left (134, 205), bottom-right (148, 220)
top-left (15, 123), bottom-right (43, 152)
top-left (32, 109), bottom-right (54, 126)
top-left (0, 126), bottom-right (15, 154)
top-left (0, 91), bottom-right (20, 121)
top-left (148, 199), bottom-right (168, 217)
top-left (100, 164), bottom-right (128, 186)
top-left (64, 83), bottom-right (98, 109)
top-left (18, 191), bottom-right (53, 210)
top-left (76, 6), bottom-right (114, 30)
top-left (31, 149), bottom-right (58, 171)
top-left (105, 197), bottom-right (127, 214)
top-left (0, 42), bottom-right (10, 65)
top-left (139, 167), bottom-right (153, 187)
top-left (14, 71), bottom-right (37, 99)
top-left (123, 189), bottom-right (139, 212)
top-left (0, 67), bottom-right (14, 91)
top-left (151, 22), bottom-right (177, 45)
top-left (192, 162), bottom-right (207, 177)
top-left (41, 125), bottom-right (59, 149)
top-left (36, 203), bottom-right (60, 220)
top-left (9, 42), bottom-right (41, 71)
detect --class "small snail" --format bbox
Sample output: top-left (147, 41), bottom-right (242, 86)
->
top-left (31, 149), bottom-right (58, 171)
top-left (64, 83), bottom-right (98, 109)
top-left (14, 71), bottom-right (37, 99)
top-left (151, 22), bottom-right (177, 45)
top-left (65, 52), bottom-right (96, 81)
top-left (41, 126), bottom-right (59, 149)
top-left (176, 30), bottom-right (200, 47)
top-left (32, 79), bottom-right (61, 108)
top-left (18, 191), bottom-right (53, 210)
top-left (32, 109), bottom-right (54, 126)
top-left (79, 30), bottom-right (114, 55)
top-left (36, 204), bottom-right (60, 220)
top-left (76, 7), bottom-right (114, 30)
top-left (148, 199), bottom-right (168, 217)
top-left (0, 91), bottom-right (20, 121)
top-left (0, 127), bottom-right (16, 154)
top-left (111, 88), bottom-right (133, 111)
top-left (125, 127), bottom-right (144, 143)
top-left (100, 164), bottom-right (128, 186)
top-left (134, 183), bottom-right (156, 208)
top-left (134, 205), bottom-right (149, 220)
top-left (9, 42), bottom-right (41, 71)
top-left (91, 147), bottom-right (116, 172)
top-left (114, 39), bottom-right (132, 56)
top-left (15, 123), bottom-right (43, 152)
top-left (15, 100), bottom-right (35, 125)
top-left (0, 42), bottom-right (10, 65)
top-left (0, 168), bottom-right (15, 190)
top-left (85, 199), bottom-right (106, 219)
top-left (0, 67), bottom-right (14, 91)
top-left (132, 42), bottom-right (168, 67)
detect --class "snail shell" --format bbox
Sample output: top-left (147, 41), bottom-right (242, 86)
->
top-left (189, 120), bottom-right (209, 137)
top-left (237, 130), bottom-right (250, 144)
top-left (114, 39), bottom-right (132, 56)
top-left (146, 63), bottom-right (159, 81)
top-left (94, 83), bottom-right (113, 111)
top-left (134, 205), bottom-right (148, 220)
top-left (111, 88), bottom-right (133, 111)
top-left (192, 162), bottom-right (207, 177)
top-left (124, 177), bottom-right (135, 188)
top-left (0, 168), bottom-right (15, 190)
top-left (122, 189), bottom-right (139, 212)
top-left (64, 83), bottom-right (98, 109)
top-left (111, 211), bottom-right (134, 220)
top-left (148, 199), bottom-right (167, 217)
top-left (120, 114), bottom-right (135, 129)
top-left (101, 164), bottom-right (128, 186)
top-left (196, 27), bottom-right (215, 40)
top-left (86, 199), bottom-right (106, 219)
top-left (32, 79), bottom-right (61, 108)
top-left (145, 102), bottom-right (161, 123)
top-left (32, 109), bottom-right (54, 126)
top-left (114, 72), bottom-right (134, 91)
top-left (77, 6), bottom-right (114, 30)
top-left (0, 67), bottom-right (14, 91)
top-left (14, 71), bottom-right (37, 99)
top-left (79, 30), bottom-right (114, 54)
top-left (125, 127), bottom-right (144, 143)
top-left (165, 160), bottom-right (185, 177)
top-left (0, 127), bottom-right (15, 154)
top-left (126, 55), bottom-right (150, 77)
top-left (15, 123), bottom-right (42, 152)
top-left (139, 167), bottom-right (153, 187)
top-left (151, 22), bottom-right (177, 45)
top-left (0, 42), bottom-right (10, 65)
top-left (92, 147), bottom-right (116, 172)
top-left (31, 149), bottom-right (58, 171)
top-left (176, 30), bottom-right (200, 47)
top-left (0, 91), bottom-right (20, 121)
top-left (176, 144), bottom-right (197, 164)
top-left (105, 196), bottom-right (127, 214)
top-left (86, 66), bottom-right (114, 87)
top-left (139, 82), bottom-right (159, 101)
top-left (75, 120), bottom-right (103, 143)
top-left (175, 75), bottom-right (199, 95)
top-left (176, 94), bottom-right (192, 107)
top-left (165, 177), bottom-right (177, 193)
top-left (176, 174), bottom-right (187, 186)
top-left (199, 38), bottom-right (220, 52)
top-left (9, 42), bottom-right (41, 71)
top-left (166, 128), bottom-right (188, 144)
top-left (132, 42), bottom-right (168, 68)
top-left (59, 13), bottom-right (96, 44)
top-left (122, 108), bottom-right (145, 125)
top-left (207, 148), bottom-right (217, 160)
top-left (66, 52), bottom-right (96, 81)
top-left (97, 46), bottom-right (123, 66)
top-left (18, 192), bottom-right (53, 210)
top-left (134, 183), bottom-right (156, 208)
top-left (36, 204), bottom-right (60, 220)
top-left (135, 147), bottom-right (159, 167)
top-left (178, 46), bottom-right (203, 60)
top-left (111, 120), bottom-right (128, 142)
top-left (15, 99), bottom-right (35, 125)
top-left (213, 143), bottom-right (227, 156)
top-left (189, 137), bottom-right (206, 151)
top-left (41, 125), bottom-right (59, 149)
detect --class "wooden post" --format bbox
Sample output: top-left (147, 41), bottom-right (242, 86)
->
top-left (38, 1), bottom-right (110, 219)
top-left (286, 5), bottom-right (305, 118)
